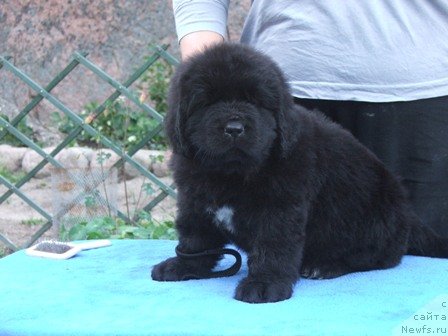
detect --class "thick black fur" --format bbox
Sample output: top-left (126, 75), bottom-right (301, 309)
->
top-left (151, 43), bottom-right (448, 303)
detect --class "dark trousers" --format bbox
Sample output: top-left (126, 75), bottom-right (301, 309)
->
top-left (295, 96), bottom-right (448, 236)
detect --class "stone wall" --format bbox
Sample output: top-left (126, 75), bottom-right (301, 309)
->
top-left (0, 143), bottom-right (171, 179)
top-left (0, 0), bottom-right (250, 145)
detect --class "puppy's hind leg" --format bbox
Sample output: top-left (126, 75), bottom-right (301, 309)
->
top-left (300, 245), bottom-right (405, 280)
top-left (300, 264), bottom-right (353, 280)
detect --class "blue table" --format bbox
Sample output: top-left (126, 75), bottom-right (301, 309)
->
top-left (1, 239), bottom-right (447, 336)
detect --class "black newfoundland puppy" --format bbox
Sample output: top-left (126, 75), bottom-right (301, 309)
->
top-left (152, 43), bottom-right (447, 303)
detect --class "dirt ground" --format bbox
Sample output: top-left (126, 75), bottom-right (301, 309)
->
top-left (0, 174), bottom-right (177, 253)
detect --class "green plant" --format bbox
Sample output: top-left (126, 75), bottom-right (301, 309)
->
top-left (52, 58), bottom-right (173, 151)
top-left (138, 58), bottom-right (173, 115)
top-left (52, 98), bottom-right (167, 150)
top-left (62, 211), bottom-right (176, 241)
top-left (21, 218), bottom-right (46, 226)
top-left (0, 246), bottom-right (10, 258)
top-left (0, 164), bottom-right (26, 184)
top-left (0, 114), bottom-right (36, 147)
top-left (51, 53), bottom-right (176, 243)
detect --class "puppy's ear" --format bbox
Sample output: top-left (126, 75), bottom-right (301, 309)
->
top-left (164, 69), bottom-right (192, 157)
top-left (275, 79), bottom-right (300, 159)
top-left (256, 53), bottom-right (300, 159)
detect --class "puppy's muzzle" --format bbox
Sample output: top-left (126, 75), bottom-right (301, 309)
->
top-left (224, 120), bottom-right (245, 138)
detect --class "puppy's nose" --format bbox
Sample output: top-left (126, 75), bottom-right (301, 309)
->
top-left (224, 120), bottom-right (245, 137)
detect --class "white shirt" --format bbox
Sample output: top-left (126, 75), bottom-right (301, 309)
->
top-left (173, 0), bottom-right (448, 102)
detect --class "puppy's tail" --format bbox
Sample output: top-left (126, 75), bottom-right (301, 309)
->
top-left (407, 223), bottom-right (448, 258)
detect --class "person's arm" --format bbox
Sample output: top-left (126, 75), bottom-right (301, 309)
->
top-left (172, 0), bottom-right (230, 60)
top-left (179, 31), bottom-right (224, 60)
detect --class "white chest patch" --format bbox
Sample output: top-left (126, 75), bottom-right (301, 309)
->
top-left (210, 206), bottom-right (235, 233)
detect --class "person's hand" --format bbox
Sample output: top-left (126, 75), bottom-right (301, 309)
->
top-left (179, 31), bottom-right (224, 60)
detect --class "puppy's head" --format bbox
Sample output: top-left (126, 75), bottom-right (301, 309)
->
top-left (165, 43), bottom-right (297, 174)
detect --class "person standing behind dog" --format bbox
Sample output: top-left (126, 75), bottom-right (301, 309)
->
top-left (171, 0), bottom-right (448, 236)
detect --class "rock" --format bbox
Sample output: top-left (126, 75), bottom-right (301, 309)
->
top-left (123, 149), bottom-right (172, 179)
top-left (0, 144), bottom-right (28, 172)
top-left (0, 98), bottom-right (20, 120)
top-left (0, 1), bottom-right (250, 145)
top-left (123, 150), bottom-right (154, 179)
top-left (55, 147), bottom-right (93, 169)
top-left (0, 0), bottom-right (178, 146)
top-left (152, 151), bottom-right (172, 177)
top-left (90, 149), bottom-right (121, 170)
top-left (21, 146), bottom-right (97, 178)
top-left (83, 148), bottom-right (170, 180)
top-left (21, 147), bottom-right (56, 178)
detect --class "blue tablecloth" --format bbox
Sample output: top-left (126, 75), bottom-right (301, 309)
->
top-left (1, 239), bottom-right (447, 336)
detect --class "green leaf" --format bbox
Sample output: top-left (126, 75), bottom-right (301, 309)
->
top-left (67, 224), bottom-right (88, 240)
top-left (143, 183), bottom-right (156, 196)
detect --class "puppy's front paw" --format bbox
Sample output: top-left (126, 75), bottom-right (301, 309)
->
top-left (151, 257), bottom-right (199, 281)
top-left (234, 277), bottom-right (293, 303)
